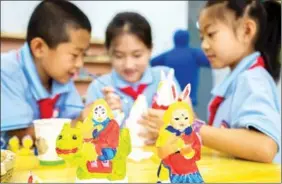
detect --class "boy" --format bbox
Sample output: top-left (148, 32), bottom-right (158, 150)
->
top-left (1, 0), bottom-right (91, 148)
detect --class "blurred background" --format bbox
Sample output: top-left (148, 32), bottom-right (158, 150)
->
top-left (1, 1), bottom-right (281, 120)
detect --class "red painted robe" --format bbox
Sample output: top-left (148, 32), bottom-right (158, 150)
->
top-left (89, 119), bottom-right (120, 155)
top-left (163, 130), bottom-right (201, 174)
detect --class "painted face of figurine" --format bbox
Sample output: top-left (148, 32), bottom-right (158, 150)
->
top-left (93, 105), bottom-right (108, 123)
top-left (171, 109), bottom-right (191, 132)
top-left (55, 123), bottom-right (83, 160)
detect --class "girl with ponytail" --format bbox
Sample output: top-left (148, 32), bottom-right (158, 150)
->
top-left (162, 0), bottom-right (281, 164)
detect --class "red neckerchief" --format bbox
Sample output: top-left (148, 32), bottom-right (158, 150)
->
top-left (119, 84), bottom-right (147, 100)
top-left (208, 57), bottom-right (265, 126)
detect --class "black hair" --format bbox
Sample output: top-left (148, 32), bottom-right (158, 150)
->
top-left (204, 0), bottom-right (281, 83)
top-left (105, 12), bottom-right (152, 49)
top-left (27, 0), bottom-right (91, 49)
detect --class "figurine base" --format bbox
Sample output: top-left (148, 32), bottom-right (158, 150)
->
top-left (39, 159), bottom-right (65, 166)
top-left (157, 180), bottom-right (171, 183)
top-left (128, 147), bottom-right (153, 162)
top-left (157, 180), bottom-right (170, 183)
top-left (75, 176), bottom-right (128, 183)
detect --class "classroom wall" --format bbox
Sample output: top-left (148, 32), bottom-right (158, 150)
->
top-left (0, 0), bottom-right (188, 58)
top-left (1, 1), bottom-right (280, 116)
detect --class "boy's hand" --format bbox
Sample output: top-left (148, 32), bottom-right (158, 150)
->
top-left (102, 86), bottom-right (122, 111)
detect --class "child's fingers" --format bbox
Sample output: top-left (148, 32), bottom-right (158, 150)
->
top-left (140, 112), bottom-right (157, 125)
top-left (138, 118), bottom-right (158, 130)
top-left (104, 92), bottom-right (121, 104)
top-left (107, 100), bottom-right (122, 110)
top-left (70, 120), bottom-right (78, 128)
top-left (76, 102), bottom-right (93, 121)
top-left (104, 94), bottom-right (122, 110)
top-left (138, 131), bottom-right (158, 140)
top-left (138, 132), bottom-right (152, 139)
top-left (108, 103), bottom-right (122, 110)
top-left (147, 108), bottom-right (165, 118)
top-left (144, 125), bottom-right (159, 135)
top-left (147, 108), bottom-right (159, 117)
top-left (140, 113), bottom-right (164, 131)
top-left (145, 139), bottom-right (156, 145)
top-left (138, 117), bottom-right (159, 133)
top-left (104, 92), bottom-right (121, 102)
top-left (106, 95), bottom-right (119, 104)
top-left (140, 113), bottom-right (150, 121)
top-left (102, 86), bottom-right (116, 95)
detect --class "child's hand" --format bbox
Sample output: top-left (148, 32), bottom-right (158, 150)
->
top-left (71, 103), bottom-right (93, 127)
top-left (81, 103), bottom-right (93, 120)
top-left (102, 86), bottom-right (122, 111)
top-left (138, 108), bottom-right (165, 144)
top-left (139, 108), bottom-right (165, 132)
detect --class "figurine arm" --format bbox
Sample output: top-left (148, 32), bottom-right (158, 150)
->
top-left (104, 120), bottom-right (120, 148)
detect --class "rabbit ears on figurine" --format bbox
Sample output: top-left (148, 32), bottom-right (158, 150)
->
top-left (177, 83), bottom-right (191, 102)
top-left (159, 68), bottom-right (192, 104)
top-left (158, 69), bottom-right (178, 100)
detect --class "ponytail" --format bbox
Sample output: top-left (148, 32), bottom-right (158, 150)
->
top-left (258, 0), bottom-right (281, 83)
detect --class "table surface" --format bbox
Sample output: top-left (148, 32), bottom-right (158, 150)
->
top-left (9, 146), bottom-right (281, 183)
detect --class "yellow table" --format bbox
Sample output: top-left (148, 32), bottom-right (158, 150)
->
top-left (9, 147), bottom-right (281, 183)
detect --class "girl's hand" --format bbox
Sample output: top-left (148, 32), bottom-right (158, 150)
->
top-left (138, 108), bottom-right (165, 132)
top-left (138, 108), bottom-right (165, 144)
top-left (102, 86), bottom-right (122, 111)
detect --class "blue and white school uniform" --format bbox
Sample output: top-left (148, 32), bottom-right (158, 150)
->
top-left (207, 52), bottom-right (281, 163)
top-left (86, 66), bottom-right (181, 118)
top-left (1, 43), bottom-right (83, 148)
